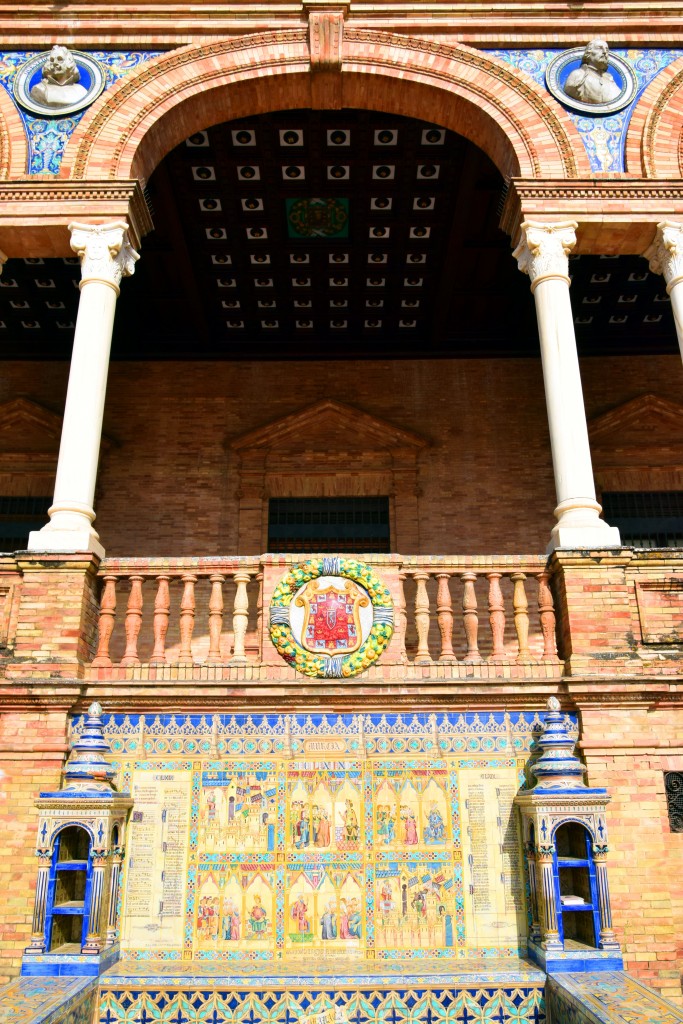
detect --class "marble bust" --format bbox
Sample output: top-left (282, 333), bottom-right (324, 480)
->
top-left (564, 40), bottom-right (621, 105)
top-left (30, 46), bottom-right (88, 108)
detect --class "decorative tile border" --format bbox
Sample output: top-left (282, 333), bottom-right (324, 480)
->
top-left (547, 972), bottom-right (683, 1024)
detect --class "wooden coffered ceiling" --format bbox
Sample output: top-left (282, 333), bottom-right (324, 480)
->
top-left (0, 109), bottom-right (678, 361)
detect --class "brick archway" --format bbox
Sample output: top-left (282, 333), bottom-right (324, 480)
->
top-left (625, 55), bottom-right (683, 177)
top-left (61, 30), bottom-right (589, 185)
top-left (0, 85), bottom-right (28, 180)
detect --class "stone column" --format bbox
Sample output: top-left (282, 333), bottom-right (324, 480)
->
top-left (644, 220), bottom-right (683, 363)
top-left (82, 853), bottom-right (107, 953)
top-left (25, 852), bottom-right (51, 954)
top-left (106, 847), bottom-right (124, 945)
top-left (536, 846), bottom-right (562, 950)
top-left (514, 222), bottom-right (620, 552)
top-left (28, 222), bottom-right (139, 558)
top-left (593, 846), bottom-right (621, 951)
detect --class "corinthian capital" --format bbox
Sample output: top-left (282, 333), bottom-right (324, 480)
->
top-left (69, 221), bottom-right (139, 291)
top-left (644, 220), bottom-right (683, 286)
top-left (513, 221), bottom-right (577, 286)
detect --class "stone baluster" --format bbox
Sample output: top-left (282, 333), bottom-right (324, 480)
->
top-left (150, 575), bottom-right (171, 665)
top-left (106, 847), bottom-right (124, 945)
top-left (82, 853), bottom-right (107, 953)
top-left (28, 223), bottom-right (138, 556)
top-left (487, 572), bottom-right (507, 659)
top-left (511, 572), bottom-right (530, 661)
top-left (537, 571), bottom-right (558, 660)
top-left (514, 221), bottom-right (620, 551)
top-left (92, 574), bottom-right (117, 667)
top-left (396, 571), bottom-right (408, 663)
top-left (255, 571), bottom-right (264, 660)
top-left (229, 570), bottom-right (251, 665)
top-left (178, 574), bottom-right (197, 664)
top-left (537, 846), bottom-right (562, 950)
top-left (120, 575), bottom-right (143, 667)
top-left (25, 852), bottom-right (51, 953)
top-left (435, 572), bottom-right (457, 663)
top-left (206, 574), bottom-right (225, 664)
top-left (461, 571), bottom-right (481, 662)
top-left (413, 571), bottom-right (432, 664)
top-left (644, 221), bottom-right (683, 364)
top-left (593, 846), bottom-right (620, 950)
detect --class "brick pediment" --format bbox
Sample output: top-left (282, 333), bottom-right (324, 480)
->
top-left (0, 398), bottom-right (63, 454)
top-left (589, 394), bottom-right (683, 451)
top-left (230, 399), bottom-right (428, 454)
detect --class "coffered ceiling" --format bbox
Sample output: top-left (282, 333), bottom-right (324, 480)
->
top-left (0, 108), bottom-right (677, 361)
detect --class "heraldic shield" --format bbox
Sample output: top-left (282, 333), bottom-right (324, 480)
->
top-left (295, 579), bottom-right (369, 656)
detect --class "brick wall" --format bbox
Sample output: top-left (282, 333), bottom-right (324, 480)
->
top-left (581, 707), bottom-right (683, 1004)
top-left (0, 353), bottom-right (680, 558)
top-left (0, 710), bottom-right (68, 984)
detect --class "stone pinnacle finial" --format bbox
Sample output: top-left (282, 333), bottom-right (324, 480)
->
top-left (62, 701), bottom-right (117, 792)
top-left (529, 697), bottom-right (587, 791)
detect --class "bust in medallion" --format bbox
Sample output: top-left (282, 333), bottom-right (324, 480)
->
top-left (30, 46), bottom-right (88, 108)
top-left (564, 40), bottom-right (621, 105)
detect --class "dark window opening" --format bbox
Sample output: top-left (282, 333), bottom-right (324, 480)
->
top-left (268, 497), bottom-right (390, 553)
top-left (664, 772), bottom-right (683, 832)
top-left (601, 491), bottom-right (683, 548)
top-left (0, 496), bottom-right (51, 551)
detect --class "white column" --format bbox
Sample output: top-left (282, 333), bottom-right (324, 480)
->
top-left (28, 222), bottom-right (139, 557)
top-left (644, 220), bottom-right (683, 363)
top-left (514, 221), bottom-right (621, 552)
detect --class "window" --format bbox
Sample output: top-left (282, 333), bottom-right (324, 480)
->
top-left (664, 772), bottom-right (683, 833)
top-left (601, 492), bottom-right (683, 548)
top-left (268, 497), bottom-right (390, 553)
top-left (0, 496), bottom-right (51, 551)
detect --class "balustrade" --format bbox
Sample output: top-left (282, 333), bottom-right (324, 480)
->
top-left (90, 555), bottom-right (558, 673)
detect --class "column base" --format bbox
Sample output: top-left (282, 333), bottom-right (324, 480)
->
top-left (547, 522), bottom-right (621, 553)
top-left (27, 525), bottom-right (105, 559)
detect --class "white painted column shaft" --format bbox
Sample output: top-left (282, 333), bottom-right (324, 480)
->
top-left (644, 220), bottom-right (683, 364)
top-left (28, 222), bottom-right (138, 557)
top-left (514, 221), bottom-right (620, 552)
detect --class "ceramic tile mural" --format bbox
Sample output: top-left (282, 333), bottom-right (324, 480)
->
top-left (97, 958), bottom-right (548, 1024)
top-left (487, 49), bottom-right (682, 171)
top-left (74, 711), bottom-right (566, 963)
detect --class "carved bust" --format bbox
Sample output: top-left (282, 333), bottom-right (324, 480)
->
top-left (564, 40), bottom-right (621, 105)
top-left (30, 46), bottom-right (88, 108)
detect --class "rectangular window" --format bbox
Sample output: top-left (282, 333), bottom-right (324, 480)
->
top-left (664, 772), bottom-right (683, 832)
top-left (601, 492), bottom-right (683, 548)
top-left (267, 497), bottom-right (390, 553)
top-left (0, 496), bottom-right (51, 551)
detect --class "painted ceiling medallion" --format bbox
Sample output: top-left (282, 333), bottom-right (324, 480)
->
top-left (14, 46), bottom-right (106, 117)
top-left (286, 198), bottom-right (349, 238)
top-left (269, 558), bottom-right (394, 677)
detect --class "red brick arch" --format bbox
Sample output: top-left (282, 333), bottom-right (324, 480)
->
top-left (0, 85), bottom-right (29, 179)
top-left (625, 55), bottom-right (683, 177)
top-left (61, 31), bottom-right (589, 184)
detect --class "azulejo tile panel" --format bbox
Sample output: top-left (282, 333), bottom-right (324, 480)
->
top-left (97, 976), bottom-right (547, 1024)
top-left (547, 972), bottom-right (683, 1024)
top-left (0, 976), bottom-right (95, 1024)
top-left (487, 48), bottom-right (682, 171)
top-left (74, 712), bottom-right (569, 965)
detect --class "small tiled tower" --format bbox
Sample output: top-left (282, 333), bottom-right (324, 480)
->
top-left (515, 697), bottom-right (623, 973)
top-left (22, 702), bottom-right (133, 977)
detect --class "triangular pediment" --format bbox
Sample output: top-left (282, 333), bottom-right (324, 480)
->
top-left (0, 398), bottom-right (63, 453)
top-left (589, 393), bottom-right (683, 448)
top-left (231, 400), bottom-right (428, 452)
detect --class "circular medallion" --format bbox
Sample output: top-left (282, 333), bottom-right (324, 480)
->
top-left (269, 557), bottom-right (394, 678)
top-left (546, 46), bottom-right (637, 115)
top-left (14, 47), bottom-right (106, 117)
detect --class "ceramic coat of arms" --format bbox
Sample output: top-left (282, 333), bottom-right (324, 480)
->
top-left (269, 558), bottom-right (394, 677)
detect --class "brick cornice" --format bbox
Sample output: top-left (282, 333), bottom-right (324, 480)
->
top-left (501, 178), bottom-right (683, 254)
top-left (3, 4), bottom-right (683, 47)
top-left (0, 179), bottom-right (152, 256)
